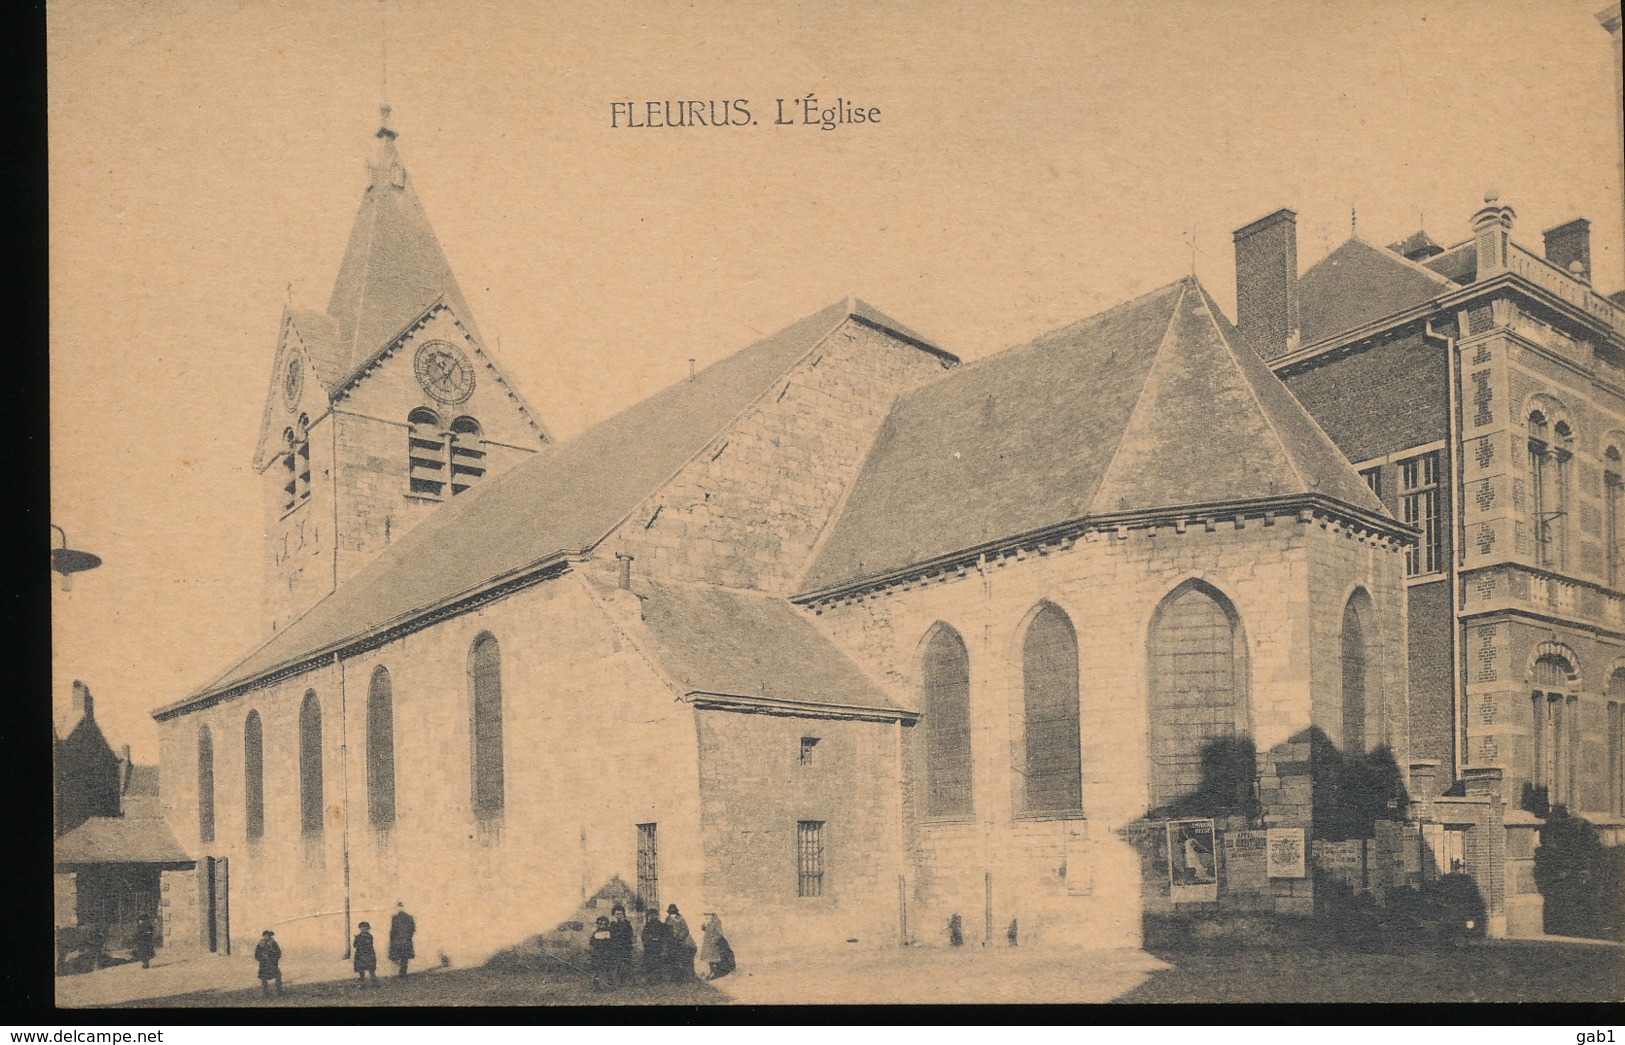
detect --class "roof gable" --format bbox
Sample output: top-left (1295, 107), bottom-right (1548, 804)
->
top-left (1298, 237), bottom-right (1452, 345)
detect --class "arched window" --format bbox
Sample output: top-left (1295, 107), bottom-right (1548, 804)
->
top-left (920, 624), bottom-right (973, 818)
top-left (1531, 653), bottom-right (1577, 809)
top-left (470, 634), bottom-right (504, 818)
top-left (1341, 594), bottom-right (1371, 756)
top-left (299, 690), bottom-right (323, 834)
top-left (448, 416), bottom-right (486, 495)
top-left (367, 667), bottom-right (396, 827)
top-left (1606, 444), bottom-right (1622, 589)
top-left (197, 725), bottom-right (215, 844)
top-left (1018, 604), bottom-right (1082, 815)
top-left (1148, 582), bottom-right (1250, 809)
top-left (1528, 408), bottom-right (1573, 569)
top-left (244, 711), bottom-right (264, 840)
top-left (1609, 669), bottom-right (1625, 817)
top-left (408, 408), bottom-right (446, 499)
top-left (281, 428), bottom-right (297, 512)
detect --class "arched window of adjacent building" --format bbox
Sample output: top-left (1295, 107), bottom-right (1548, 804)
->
top-left (1017, 603), bottom-right (1082, 816)
top-left (367, 666), bottom-right (396, 828)
top-left (197, 725), bottom-right (215, 844)
top-left (1340, 592), bottom-right (1375, 756)
top-left (1528, 406), bottom-right (1573, 569)
top-left (1147, 581), bottom-right (1250, 810)
top-left (299, 690), bottom-right (323, 834)
top-left (1531, 652), bottom-right (1577, 810)
top-left (281, 428), bottom-right (298, 512)
top-left (470, 633), bottom-right (504, 818)
top-left (244, 711), bottom-right (264, 840)
top-left (408, 408), bottom-right (446, 499)
top-left (1606, 444), bottom-right (1623, 590)
top-left (920, 624), bottom-right (973, 818)
top-left (448, 416), bottom-right (486, 496)
top-left (1609, 669), bottom-right (1625, 817)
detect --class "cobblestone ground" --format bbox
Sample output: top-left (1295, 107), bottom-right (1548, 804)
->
top-left (58, 938), bottom-right (1623, 1007)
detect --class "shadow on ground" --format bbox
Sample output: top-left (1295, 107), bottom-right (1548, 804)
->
top-left (114, 964), bottom-right (727, 1008)
top-left (1111, 939), bottom-right (1625, 1004)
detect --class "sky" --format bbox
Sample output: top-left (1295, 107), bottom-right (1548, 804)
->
top-left (49, 0), bottom-right (1625, 756)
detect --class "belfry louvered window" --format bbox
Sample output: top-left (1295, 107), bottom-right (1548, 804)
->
top-left (448, 416), bottom-right (486, 495)
top-left (408, 408), bottom-right (446, 498)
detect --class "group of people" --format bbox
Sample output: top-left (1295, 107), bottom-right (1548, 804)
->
top-left (251, 901), bottom-right (418, 997)
top-left (588, 903), bottom-right (734, 988)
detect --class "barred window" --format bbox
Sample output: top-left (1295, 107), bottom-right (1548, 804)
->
top-left (920, 625), bottom-right (973, 818)
top-left (367, 667), bottom-right (396, 828)
top-left (1606, 446), bottom-right (1622, 589)
top-left (243, 711), bottom-right (264, 840)
top-left (636, 823), bottom-right (659, 912)
top-left (197, 725), bottom-right (215, 844)
top-left (1359, 465), bottom-right (1382, 501)
top-left (1018, 603), bottom-right (1082, 815)
top-left (797, 820), bottom-right (825, 898)
top-left (299, 690), bottom-right (323, 834)
top-left (1400, 451), bottom-right (1443, 576)
top-left (1148, 582), bottom-right (1249, 809)
top-left (470, 633), bottom-right (504, 818)
top-left (1527, 411), bottom-right (1572, 570)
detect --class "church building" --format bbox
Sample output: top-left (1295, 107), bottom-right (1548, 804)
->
top-left (154, 110), bottom-right (1414, 963)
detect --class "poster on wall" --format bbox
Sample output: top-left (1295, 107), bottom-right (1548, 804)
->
top-left (1166, 819), bottom-right (1218, 903)
top-left (1267, 827), bottom-right (1307, 878)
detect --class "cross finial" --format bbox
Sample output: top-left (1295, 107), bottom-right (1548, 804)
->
top-left (1183, 225), bottom-right (1201, 274)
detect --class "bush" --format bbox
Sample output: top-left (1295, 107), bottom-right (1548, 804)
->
top-left (1535, 809), bottom-right (1625, 941)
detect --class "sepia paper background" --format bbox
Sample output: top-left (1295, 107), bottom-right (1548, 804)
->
top-left (48, 0), bottom-right (1622, 764)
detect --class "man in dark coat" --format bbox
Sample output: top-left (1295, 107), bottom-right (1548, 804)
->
top-left (639, 909), bottom-right (668, 983)
top-left (388, 902), bottom-right (416, 978)
top-left (131, 914), bottom-right (156, 970)
top-left (664, 904), bottom-right (696, 982)
top-left (352, 921), bottom-right (378, 986)
top-left (254, 930), bottom-right (283, 997)
top-left (607, 904), bottom-right (635, 987)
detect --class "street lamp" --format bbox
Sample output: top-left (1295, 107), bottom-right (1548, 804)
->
top-left (51, 524), bottom-right (102, 592)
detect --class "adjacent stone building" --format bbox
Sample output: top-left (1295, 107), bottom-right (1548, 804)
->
top-left (153, 112), bottom-right (1415, 963)
top-left (1236, 196), bottom-right (1625, 935)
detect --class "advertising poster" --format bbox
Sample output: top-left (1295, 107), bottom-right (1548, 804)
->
top-left (1167, 819), bottom-right (1218, 903)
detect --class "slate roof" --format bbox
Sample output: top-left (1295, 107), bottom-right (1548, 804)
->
top-left (634, 580), bottom-right (902, 713)
top-left (179, 299), bottom-right (940, 705)
top-left (1297, 238), bottom-right (1454, 346)
top-left (801, 277), bottom-right (1392, 593)
top-left (323, 130), bottom-right (483, 380)
top-left (1387, 229), bottom-right (1445, 261)
top-left (1422, 241), bottom-right (1477, 285)
top-left (285, 308), bottom-right (344, 390)
top-left (54, 817), bottom-right (195, 869)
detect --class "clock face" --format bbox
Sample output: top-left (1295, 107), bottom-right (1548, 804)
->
top-left (283, 357), bottom-right (303, 409)
top-left (414, 341), bottom-right (476, 404)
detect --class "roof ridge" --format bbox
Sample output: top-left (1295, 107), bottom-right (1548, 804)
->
top-left (1371, 237), bottom-right (1458, 288)
top-left (1084, 280), bottom-right (1191, 515)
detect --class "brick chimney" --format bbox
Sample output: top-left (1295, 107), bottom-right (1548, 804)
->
top-left (1543, 218), bottom-right (1592, 283)
top-left (1232, 208), bottom-right (1300, 359)
top-left (71, 679), bottom-right (93, 720)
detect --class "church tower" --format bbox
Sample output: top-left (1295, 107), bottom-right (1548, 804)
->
top-left (254, 107), bottom-right (551, 637)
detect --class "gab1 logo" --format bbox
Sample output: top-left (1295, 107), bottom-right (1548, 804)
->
top-left (1575, 1032), bottom-right (1615, 1044)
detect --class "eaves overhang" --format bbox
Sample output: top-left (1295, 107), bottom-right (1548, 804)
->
top-left (794, 492), bottom-right (1416, 607)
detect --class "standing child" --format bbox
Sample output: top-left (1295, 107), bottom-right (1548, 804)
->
top-left (254, 930), bottom-right (284, 997)
top-left (353, 921), bottom-right (378, 986)
top-left (588, 916), bottom-right (613, 990)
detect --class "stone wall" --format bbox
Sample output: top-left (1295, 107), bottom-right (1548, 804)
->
top-left (808, 506), bottom-right (1409, 937)
top-left (605, 318), bottom-right (951, 594)
top-left (158, 572), bottom-right (706, 963)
